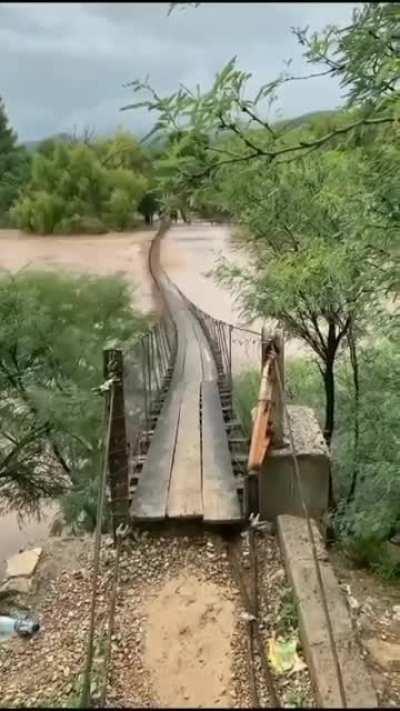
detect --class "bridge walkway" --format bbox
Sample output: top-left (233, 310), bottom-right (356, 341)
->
top-left (131, 246), bottom-right (242, 526)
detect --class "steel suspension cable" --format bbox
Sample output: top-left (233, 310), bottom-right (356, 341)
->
top-left (80, 381), bottom-right (116, 708)
top-left (272, 356), bottom-right (347, 708)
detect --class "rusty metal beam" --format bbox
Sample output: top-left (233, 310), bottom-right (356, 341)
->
top-left (247, 357), bottom-right (274, 472)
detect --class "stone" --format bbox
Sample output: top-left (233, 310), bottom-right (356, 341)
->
top-left (0, 577), bottom-right (32, 594)
top-left (6, 548), bottom-right (42, 579)
top-left (364, 639), bottom-right (400, 671)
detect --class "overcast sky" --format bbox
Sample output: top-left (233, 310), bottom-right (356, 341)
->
top-left (1, 2), bottom-right (357, 143)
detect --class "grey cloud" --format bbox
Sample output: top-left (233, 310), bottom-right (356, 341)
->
top-left (0, 2), bottom-right (357, 143)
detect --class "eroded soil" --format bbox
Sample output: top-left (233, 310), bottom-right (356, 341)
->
top-left (332, 547), bottom-right (400, 707)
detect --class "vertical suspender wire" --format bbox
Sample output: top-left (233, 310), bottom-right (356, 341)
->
top-left (80, 382), bottom-right (115, 708)
top-left (272, 356), bottom-right (347, 708)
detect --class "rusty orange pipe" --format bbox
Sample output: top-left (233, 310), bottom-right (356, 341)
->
top-left (248, 356), bottom-right (274, 472)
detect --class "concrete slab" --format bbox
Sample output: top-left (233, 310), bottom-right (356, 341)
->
top-left (259, 406), bottom-right (330, 520)
top-left (6, 548), bottom-right (42, 579)
top-left (278, 515), bottom-right (377, 708)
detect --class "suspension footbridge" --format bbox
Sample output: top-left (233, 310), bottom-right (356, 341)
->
top-left (130, 223), bottom-right (245, 525)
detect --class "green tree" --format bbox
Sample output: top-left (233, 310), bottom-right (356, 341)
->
top-left (296, 2), bottom-right (400, 109)
top-left (0, 270), bottom-right (147, 525)
top-left (11, 135), bottom-right (149, 234)
top-left (121, 3), bottom-right (398, 442)
top-left (213, 147), bottom-right (387, 445)
top-left (0, 97), bottom-right (31, 226)
top-left (124, 3), bottom-right (399, 184)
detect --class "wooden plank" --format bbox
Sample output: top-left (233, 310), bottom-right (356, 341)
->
top-left (190, 317), bottom-right (217, 381)
top-left (167, 375), bottom-right (203, 519)
top-left (201, 380), bottom-right (242, 524)
top-left (130, 335), bottom-right (186, 522)
top-left (166, 313), bottom-right (204, 519)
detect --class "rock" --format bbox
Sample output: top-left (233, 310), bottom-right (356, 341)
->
top-left (270, 567), bottom-right (285, 584)
top-left (364, 639), bottom-right (400, 670)
top-left (0, 577), bottom-right (32, 595)
top-left (6, 548), bottom-right (42, 579)
top-left (348, 595), bottom-right (360, 612)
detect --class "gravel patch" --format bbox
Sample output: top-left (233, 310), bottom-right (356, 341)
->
top-left (0, 528), bottom-right (315, 708)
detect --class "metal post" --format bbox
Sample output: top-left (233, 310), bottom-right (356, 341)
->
top-left (261, 324), bottom-right (270, 369)
top-left (141, 338), bottom-right (149, 434)
top-left (103, 348), bottom-right (130, 540)
top-left (228, 324), bottom-right (233, 390)
top-left (245, 472), bottom-right (259, 519)
top-left (146, 333), bottom-right (152, 413)
top-left (270, 330), bottom-right (285, 448)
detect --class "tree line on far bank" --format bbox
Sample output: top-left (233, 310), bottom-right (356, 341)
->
top-left (0, 98), bottom-right (160, 234)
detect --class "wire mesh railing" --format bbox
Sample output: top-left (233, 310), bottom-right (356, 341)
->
top-left (123, 312), bottom-right (176, 452)
top-left (172, 282), bottom-right (262, 429)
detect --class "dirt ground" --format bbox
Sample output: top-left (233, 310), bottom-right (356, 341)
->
top-left (331, 547), bottom-right (400, 707)
top-left (0, 529), bottom-right (314, 709)
top-left (144, 574), bottom-right (235, 707)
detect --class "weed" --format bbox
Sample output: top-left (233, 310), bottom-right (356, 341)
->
top-left (286, 690), bottom-right (308, 707)
top-left (278, 587), bottom-right (298, 635)
top-left (342, 537), bottom-right (400, 581)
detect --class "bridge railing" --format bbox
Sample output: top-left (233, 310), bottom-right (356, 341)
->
top-left (168, 284), bottom-right (262, 418)
top-left (123, 312), bottom-right (176, 450)
top-left (105, 222), bottom-right (178, 529)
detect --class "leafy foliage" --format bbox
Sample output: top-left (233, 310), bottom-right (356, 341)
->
top-left (233, 369), bottom-right (260, 439)
top-left (11, 132), bottom-right (151, 234)
top-left (0, 97), bottom-right (31, 226)
top-left (0, 270), bottom-right (147, 527)
top-left (213, 146), bottom-right (388, 443)
top-left (121, 2), bottom-right (398, 448)
top-left (235, 330), bottom-right (400, 578)
top-left (297, 2), bottom-right (400, 109)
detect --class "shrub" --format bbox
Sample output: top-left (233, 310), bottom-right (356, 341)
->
top-left (11, 134), bottom-right (150, 235)
top-left (233, 369), bottom-right (260, 438)
top-left (0, 270), bottom-right (148, 529)
top-left (233, 334), bottom-right (400, 579)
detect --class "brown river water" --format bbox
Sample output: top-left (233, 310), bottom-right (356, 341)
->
top-left (0, 222), bottom-right (306, 576)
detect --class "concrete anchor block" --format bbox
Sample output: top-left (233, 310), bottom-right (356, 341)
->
top-left (259, 405), bottom-right (330, 521)
top-left (278, 515), bottom-right (378, 708)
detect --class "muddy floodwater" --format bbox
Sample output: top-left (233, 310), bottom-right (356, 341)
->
top-left (0, 227), bottom-right (157, 312)
top-left (0, 222), bottom-right (307, 574)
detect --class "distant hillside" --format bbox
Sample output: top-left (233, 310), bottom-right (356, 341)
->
top-left (274, 109), bottom-right (338, 131)
top-left (21, 109), bottom-right (340, 153)
top-left (22, 132), bottom-right (72, 152)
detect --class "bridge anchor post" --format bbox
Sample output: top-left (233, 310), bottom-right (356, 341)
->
top-left (103, 348), bottom-right (130, 542)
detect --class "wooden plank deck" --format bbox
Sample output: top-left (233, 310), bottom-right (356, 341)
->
top-left (130, 334), bottom-right (186, 522)
top-left (166, 313), bottom-right (203, 519)
top-left (166, 382), bottom-right (202, 519)
top-left (201, 380), bottom-right (242, 524)
top-left (131, 227), bottom-right (242, 526)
